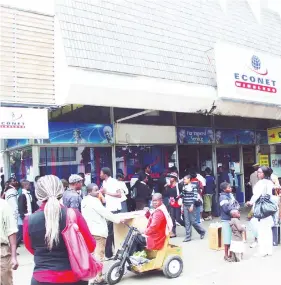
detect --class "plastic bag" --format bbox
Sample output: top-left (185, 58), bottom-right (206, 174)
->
top-left (253, 194), bottom-right (278, 220)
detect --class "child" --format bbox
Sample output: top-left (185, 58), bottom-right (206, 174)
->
top-left (219, 182), bottom-right (240, 262)
top-left (229, 210), bottom-right (245, 262)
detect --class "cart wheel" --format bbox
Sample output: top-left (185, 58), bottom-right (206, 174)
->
top-left (163, 255), bottom-right (183, 278)
top-left (106, 261), bottom-right (125, 285)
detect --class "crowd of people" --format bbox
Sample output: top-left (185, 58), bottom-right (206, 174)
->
top-left (1, 163), bottom-right (280, 285)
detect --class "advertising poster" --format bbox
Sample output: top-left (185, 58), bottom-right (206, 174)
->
top-left (215, 129), bottom-right (255, 145)
top-left (259, 154), bottom-right (269, 167)
top-left (256, 130), bottom-right (268, 145)
top-left (7, 139), bottom-right (29, 148)
top-left (270, 154), bottom-right (281, 177)
top-left (177, 127), bottom-right (214, 144)
top-left (36, 122), bottom-right (114, 144)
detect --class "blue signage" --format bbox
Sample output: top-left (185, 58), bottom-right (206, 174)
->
top-left (215, 129), bottom-right (255, 145)
top-left (7, 139), bottom-right (29, 148)
top-left (36, 122), bottom-right (113, 144)
top-left (177, 127), bottom-right (214, 144)
top-left (255, 130), bottom-right (268, 145)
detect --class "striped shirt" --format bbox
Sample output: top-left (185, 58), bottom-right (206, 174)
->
top-left (181, 184), bottom-right (197, 206)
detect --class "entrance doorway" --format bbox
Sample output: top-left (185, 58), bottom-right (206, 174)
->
top-left (243, 146), bottom-right (256, 201)
top-left (178, 145), bottom-right (212, 177)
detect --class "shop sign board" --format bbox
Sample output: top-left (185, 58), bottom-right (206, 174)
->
top-left (6, 139), bottom-right (29, 149)
top-left (270, 154), bottom-right (281, 178)
top-left (0, 107), bottom-right (49, 139)
top-left (267, 127), bottom-right (281, 144)
top-left (215, 42), bottom-right (281, 106)
top-left (177, 127), bottom-right (214, 144)
top-left (255, 130), bottom-right (268, 145)
top-left (215, 129), bottom-right (255, 145)
top-left (259, 154), bottom-right (269, 167)
top-left (36, 122), bottom-right (114, 144)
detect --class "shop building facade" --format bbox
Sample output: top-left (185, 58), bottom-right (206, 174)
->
top-left (1, 1), bottom-right (281, 204)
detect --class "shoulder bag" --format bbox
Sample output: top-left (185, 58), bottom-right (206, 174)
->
top-left (62, 208), bottom-right (102, 281)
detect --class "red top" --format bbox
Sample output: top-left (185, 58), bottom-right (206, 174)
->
top-left (23, 203), bottom-right (96, 283)
top-left (191, 177), bottom-right (203, 196)
top-left (144, 209), bottom-right (167, 250)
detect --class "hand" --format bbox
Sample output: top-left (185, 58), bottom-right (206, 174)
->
top-left (100, 187), bottom-right (106, 195)
top-left (189, 205), bottom-right (194, 213)
top-left (11, 257), bottom-right (19, 270)
top-left (246, 201), bottom-right (252, 207)
top-left (120, 219), bottom-right (126, 224)
top-left (143, 207), bottom-right (150, 212)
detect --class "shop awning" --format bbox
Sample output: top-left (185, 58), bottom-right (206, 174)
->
top-left (57, 67), bottom-right (281, 120)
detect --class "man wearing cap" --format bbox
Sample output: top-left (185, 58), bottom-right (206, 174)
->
top-left (62, 174), bottom-right (83, 211)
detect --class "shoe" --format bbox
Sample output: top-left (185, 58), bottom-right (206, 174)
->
top-left (183, 238), bottom-right (191, 242)
top-left (170, 233), bottom-right (177, 238)
top-left (250, 241), bottom-right (258, 248)
top-left (200, 218), bottom-right (204, 222)
top-left (176, 222), bottom-right (181, 226)
top-left (200, 232), bottom-right (205, 240)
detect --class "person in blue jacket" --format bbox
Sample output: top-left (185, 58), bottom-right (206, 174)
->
top-left (219, 182), bottom-right (240, 262)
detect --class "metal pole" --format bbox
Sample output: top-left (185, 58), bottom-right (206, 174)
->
top-left (110, 107), bottom-right (117, 178)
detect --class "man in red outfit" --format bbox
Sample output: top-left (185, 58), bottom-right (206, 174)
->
top-left (131, 193), bottom-right (173, 253)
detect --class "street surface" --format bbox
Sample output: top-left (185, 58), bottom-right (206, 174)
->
top-left (15, 214), bottom-right (280, 285)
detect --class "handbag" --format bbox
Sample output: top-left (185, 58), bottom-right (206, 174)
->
top-left (169, 183), bottom-right (182, 208)
top-left (253, 186), bottom-right (278, 220)
top-left (62, 208), bottom-right (103, 281)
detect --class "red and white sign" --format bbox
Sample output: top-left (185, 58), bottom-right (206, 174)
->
top-left (215, 42), bottom-right (281, 105)
top-left (0, 107), bottom-right (49, 139)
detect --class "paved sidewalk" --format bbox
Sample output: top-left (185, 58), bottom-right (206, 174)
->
top-left (14, 215), bottom-right (280, 285)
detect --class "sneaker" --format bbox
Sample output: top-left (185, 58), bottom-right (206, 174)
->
top-left (200, 232), bottom-right (206, 240)
top-left (250, 241), bottom-right (258, 248)
top-left (183, 237), bottom-right (191, 242)
top-left (200, 218), bottom-right (204, 222)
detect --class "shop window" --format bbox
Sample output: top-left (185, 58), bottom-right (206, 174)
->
top-left (39, 147), bottom-right (112, 186)
top-left (10, 148), bottom-right (33, 181)
top-left (116, 145), bottom-right (176, 180)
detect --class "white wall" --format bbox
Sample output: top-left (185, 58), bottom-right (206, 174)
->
top-left (116, 124), bottom-right (176, 145)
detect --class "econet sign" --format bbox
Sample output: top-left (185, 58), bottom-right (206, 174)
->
top-left (215, 42), bottom-right (281, 105)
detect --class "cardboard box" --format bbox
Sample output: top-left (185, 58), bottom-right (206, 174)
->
top-left (208, 226), bottom-right (223, 250)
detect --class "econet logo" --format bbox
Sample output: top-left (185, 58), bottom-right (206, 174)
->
top-left (233, 55), bottom-right (277, 93)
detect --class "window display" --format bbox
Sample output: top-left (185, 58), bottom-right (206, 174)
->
top-left (39, 147), bottom-right (112, 185)
top-left (115, 145), bottom-right (176, 180)
top-left (10, 148), bottom-right (33, 181)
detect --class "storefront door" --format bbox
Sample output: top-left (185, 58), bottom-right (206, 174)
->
top-left (216, 146), bottom-right (244, 203)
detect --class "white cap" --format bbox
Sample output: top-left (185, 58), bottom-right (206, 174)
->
top-left (69, 174), bottom-right (83, 184)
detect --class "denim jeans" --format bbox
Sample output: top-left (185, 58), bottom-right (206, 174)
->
top-left (183, 205), bottom-right (205, 240)
top-left (196, 206), bottom-right (201, 223)
top-left (17, 225), bottom-right (23, 248)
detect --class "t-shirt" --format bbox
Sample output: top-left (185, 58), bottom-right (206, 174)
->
top-left (103, 177), bottom-right (121, 212)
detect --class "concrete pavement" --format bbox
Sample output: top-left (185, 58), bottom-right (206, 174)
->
top-left (14, 215), bottom-right (280, 285)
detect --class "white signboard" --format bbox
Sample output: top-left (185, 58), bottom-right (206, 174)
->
top-left (215, 42), bottom-right (281, 105)
top-left (0, 107), bottom-right (49, 139)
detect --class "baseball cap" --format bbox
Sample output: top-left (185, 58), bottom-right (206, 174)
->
top-left (69, 174), bottom-right (83, 184)
top-left (252, 163), bottom-right (260, 167)
top-left (169, 172), bottom-right (178, 179)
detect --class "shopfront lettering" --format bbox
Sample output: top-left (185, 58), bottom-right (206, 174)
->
top-left (0, 121), bottom-right (25, 128)
top-left (234, 73), bottom-right (276, 86)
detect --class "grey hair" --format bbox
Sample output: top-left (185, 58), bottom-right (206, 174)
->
top-left (153, 193), bottom-right (163, 200)
top-left (36, 175), bottom-right (64, 250)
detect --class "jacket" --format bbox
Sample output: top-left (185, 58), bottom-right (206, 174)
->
top-left (24, 203), bottom-right (95, 283)
top-left (219, 192), bottom-right (239, 221)
top-left (81, 195), bottom-right (120, 238)
top-left (229, 218), bottom-right (245, 241)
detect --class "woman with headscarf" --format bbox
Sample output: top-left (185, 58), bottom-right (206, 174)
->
top-left (23, 175), bottom-right (96, 285)
top-left (246, 166), bottom-right (275, 257)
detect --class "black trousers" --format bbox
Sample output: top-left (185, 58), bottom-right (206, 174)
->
top-left (105, 210), bottom-right (120, 258)
top-left (31, 277), bottom-right (87, 285)
top-left (129, 234), bottom-right (147, 256)
top-left (170, 207), bottom-right (185, 235)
